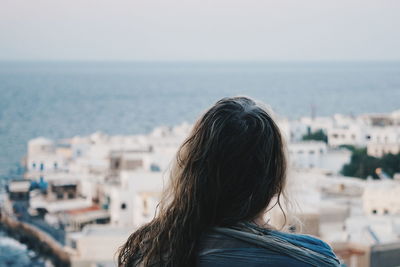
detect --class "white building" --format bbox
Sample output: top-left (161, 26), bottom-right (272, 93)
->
top-left (327, 124), bottom-right (369, 148)
top-left (320, 148), bottom-right (352, 174)
top-left (345, 215), bottom-right (400, 245)
top-left (27, 137), bottom-right (69, 173)
top-left (278, 118), bottom-right (309, 143)
top-left (366, 126), bottom-right (400, 157)
top-left (107, 171), bottom-right (165, 228)
top-left (134, 191), bottom-right (162, 227)
top-left (287, 141), bottom-right (351, 173)
top-left (288, 141), bottom-right (327, 169)
top-left (362, 180), bottom-right (400, 216)
top-left (299, 116), bottom-right (334, 134)
top-left (69, 225), bottom-right (131, 267)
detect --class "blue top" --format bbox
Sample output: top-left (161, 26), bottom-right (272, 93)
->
top-left (197, 223), bottom-right (341, 267)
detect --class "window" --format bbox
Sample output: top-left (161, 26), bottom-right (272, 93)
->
top-left (143, 199), bottom-right (149, 217)
top-left (32, 162), bottom-right (36, 169)
top-left (54, 162), bottom-right (58, 170)
top-left (121, 203), bottom-right (126, 210)
top-left (112, 159), bottom-right (120, 170)
top-left (143, 199), bottom-right (148, 210)
top-left (40, 163), bottom-right (44, 171)
top-left (372, 209), bottom-right (377, 214)
top-left (150, 164), bottom-right (161, 172)
top-left (384, 209), bottom-right (389, 215)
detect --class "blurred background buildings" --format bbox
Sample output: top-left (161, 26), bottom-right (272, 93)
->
top-left (2, 109), bottom-right (400, 266)
top-left (1, 1), bottom-right (400, 266)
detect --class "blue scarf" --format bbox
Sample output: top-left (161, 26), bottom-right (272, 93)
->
top-left (205, 222), bottom-right (341, 267)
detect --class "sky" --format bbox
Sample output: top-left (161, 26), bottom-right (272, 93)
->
top-left (1, 0), bottom-right (400, 61)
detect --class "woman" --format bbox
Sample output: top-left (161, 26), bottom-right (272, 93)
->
top-left (118, 96), bottom-right (340, 267)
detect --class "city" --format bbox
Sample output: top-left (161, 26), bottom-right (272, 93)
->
top-left (2, 109), bottom-right (400, 267)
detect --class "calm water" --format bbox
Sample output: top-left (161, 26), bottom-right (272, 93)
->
top-left (1, 61), bottom-right (399, 177)
top-left (0, 61), bottom-right (400, 264)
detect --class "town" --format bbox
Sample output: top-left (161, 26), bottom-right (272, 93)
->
top-left (2, 109), bottom-right (400, 267)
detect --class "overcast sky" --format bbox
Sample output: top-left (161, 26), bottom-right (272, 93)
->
top-left (1, 0), bottom-right (400, 61)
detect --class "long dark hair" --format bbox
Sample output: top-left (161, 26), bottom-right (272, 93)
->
top-left (118, 96), bottom-right (287, 266)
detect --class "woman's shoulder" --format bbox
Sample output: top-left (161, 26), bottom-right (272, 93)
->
top-left (197, 231), bottom-right (317, 267)
top-left (199, 223), bottom-right (341, 266)
top-left (272, 230), bottom-right (330, 246)
top-left (237, 222), bottom-right (340, 264)
top-left (268, 230), bottom-right (336, 258)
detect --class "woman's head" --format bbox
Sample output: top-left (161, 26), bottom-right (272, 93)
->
top-left (171, 96), bottom-right (287, 225)
top-left (118, 96), bottom-right (287, 266)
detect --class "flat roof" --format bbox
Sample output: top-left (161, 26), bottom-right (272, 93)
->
top-left (9, 180), bottom-right (31, 192)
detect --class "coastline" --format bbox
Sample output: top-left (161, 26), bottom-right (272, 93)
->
top-left (0, 210), bottom-right (71, 267)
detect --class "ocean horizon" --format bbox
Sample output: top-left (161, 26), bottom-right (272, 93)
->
top-left (1, 61), bottom-right (400, 177)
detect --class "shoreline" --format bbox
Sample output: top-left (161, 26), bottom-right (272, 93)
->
top-left (0, 211), bottom-right (71, 267)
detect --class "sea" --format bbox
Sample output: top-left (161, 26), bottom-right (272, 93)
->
top-left (0, 61), bottom-right (400, 265)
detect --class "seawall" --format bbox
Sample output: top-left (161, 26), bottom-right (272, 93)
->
top-left (0, 211), bottom-right (71, 267)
